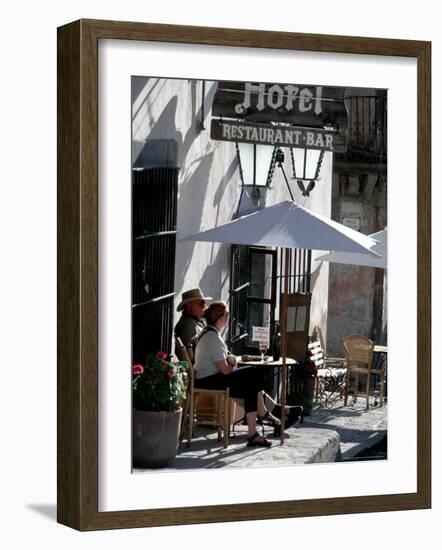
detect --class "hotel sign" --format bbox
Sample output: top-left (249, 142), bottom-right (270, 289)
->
top-left (211, 119), bottom-right (345, 152)
top-left (212, 81), bottom-right (347, 127)
top-left (211, 80), bottom-right (348, 152)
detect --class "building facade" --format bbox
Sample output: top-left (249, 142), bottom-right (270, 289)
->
top-left (324, 88), bottom-right (387, 354)
top-left (131, 76), bottom-right (351, 361)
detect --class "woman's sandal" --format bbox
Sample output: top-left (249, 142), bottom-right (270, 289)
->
top-left (257, 410), bottom-right (281, 437)
top-left (247, 432), bottom-right (272, 448)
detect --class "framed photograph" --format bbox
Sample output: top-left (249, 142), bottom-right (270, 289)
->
top-left (57, 19), bottom-right (431, 530)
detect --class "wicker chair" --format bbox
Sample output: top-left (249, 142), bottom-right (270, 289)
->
top-left (175, 337), bottom-right (231, 448)
top-left (342, 335), bottom-right (385, 409)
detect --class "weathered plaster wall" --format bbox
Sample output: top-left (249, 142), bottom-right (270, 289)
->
top-left (325, 173), bottom-right (387, 354)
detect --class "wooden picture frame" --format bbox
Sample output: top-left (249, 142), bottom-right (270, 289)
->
top-left (57, 19), bottom-right (431, 531)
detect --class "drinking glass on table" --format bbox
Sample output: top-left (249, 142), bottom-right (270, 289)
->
top-left (259, 342), bottom-right (268, 362)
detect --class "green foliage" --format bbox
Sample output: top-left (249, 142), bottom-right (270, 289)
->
top-left (132, 352), bottom-right (189, 412)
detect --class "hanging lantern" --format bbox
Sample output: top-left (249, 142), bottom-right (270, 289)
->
top-left (235, 142), bottom-right (275, 213)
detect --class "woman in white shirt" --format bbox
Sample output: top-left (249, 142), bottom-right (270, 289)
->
top-left (194, 301), bottom-right (279, 447)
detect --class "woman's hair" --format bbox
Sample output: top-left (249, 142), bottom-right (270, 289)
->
top-left (203, 301), bottom-right (228, 326)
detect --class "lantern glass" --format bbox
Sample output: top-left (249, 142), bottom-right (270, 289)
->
top-left (238, 142), bottom-right (254, 186)
top-left (292, 148), bottom-right (322, 180)
top-left (237, 143), bottom-right (274, 187)
top-left (255, 145), bottom-right (275, 186)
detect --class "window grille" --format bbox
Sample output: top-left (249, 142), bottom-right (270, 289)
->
top-left (132, 167), bottom-right (178, 363)
top-left (229, 245), bottom-right (311, 356)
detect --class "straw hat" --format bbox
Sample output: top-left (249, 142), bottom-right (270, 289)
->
top-left (177, 288), bottom-right (212, 312)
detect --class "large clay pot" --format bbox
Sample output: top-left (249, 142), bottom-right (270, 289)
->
top-left (132, 409), bottom-right (182, 468)
top-left (302, 378), bottom-right (316, 416)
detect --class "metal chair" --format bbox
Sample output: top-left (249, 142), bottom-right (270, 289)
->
top-left (342, 335), bottom-right (385, 409)
top-left (309, 336), bottom-right (347, 407)
top-left (174, 337), bottom-right (231, 448)
top-left (313, 326), bottom-right (346, 368)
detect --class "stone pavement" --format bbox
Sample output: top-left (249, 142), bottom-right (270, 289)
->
top-left (303, 396), bottom-right (387, 460)
top-left (135, 396), bottom-right (387, 472)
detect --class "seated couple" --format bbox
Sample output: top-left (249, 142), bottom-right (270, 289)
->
top-left (175, 289), bottom-right (302, 448)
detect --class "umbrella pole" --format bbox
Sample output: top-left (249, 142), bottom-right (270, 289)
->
top-left (279, 248), bottom-right (289, 445)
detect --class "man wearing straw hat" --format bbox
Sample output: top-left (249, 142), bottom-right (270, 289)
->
top-left (174, 288), bottom-right (212, 349)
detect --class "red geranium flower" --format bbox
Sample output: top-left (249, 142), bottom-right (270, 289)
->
top-left (133, 352), bottom-right (189, 412)
top-left (132, 364), bottom-right (144, 375)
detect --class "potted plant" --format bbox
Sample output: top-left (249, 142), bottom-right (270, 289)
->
top-left (132, 351), bottom-right (189, 468)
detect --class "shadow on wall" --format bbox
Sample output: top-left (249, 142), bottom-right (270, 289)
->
top-left (212, 154), bottom-right (239, 208)
top-left (133, 77), bottom-right (219, 169)
top-left (174, 243), bottom-right (231, 317)
top-left (180, 81), bottom-right (218, 163)
top-left (199, 255), bottom-right (231, 300)
top-left (131, 77), bottom-right (242, 304)
top-left (176, 151), bottom-right (241, 297)
top-left (132, 78), bottom-right (169, 139)
top-left (133, 96), bottom-right (182, 167)
top-left (132, 77), bottom-right (163, 120)
top-left (310, 258), bottom-right (323, 290)
top-left (175, 149), bottom-right (215, 280)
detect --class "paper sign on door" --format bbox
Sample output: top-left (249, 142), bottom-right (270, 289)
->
top-left (252, 326), bottom-right (270, 343)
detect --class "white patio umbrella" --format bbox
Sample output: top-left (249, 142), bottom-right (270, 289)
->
top-left (180, 200), bottom-right (379, 443)
top-left (315, 228), bottom-right (387, 269)
top-left (182, 201), bottom-right (379, 256)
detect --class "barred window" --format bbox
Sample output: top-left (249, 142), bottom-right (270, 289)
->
top-left (229, 244), bottom-right (311, 356)
top-left (132, 166), bottom-right (178, 363)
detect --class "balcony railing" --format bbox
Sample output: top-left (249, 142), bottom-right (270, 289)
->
top-left (343, 95), bottom-right (387, 161)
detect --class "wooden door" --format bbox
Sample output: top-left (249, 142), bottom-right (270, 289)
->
top-left (285, 292), bottom-right (312, 361)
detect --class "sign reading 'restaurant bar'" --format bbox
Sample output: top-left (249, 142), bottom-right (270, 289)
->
top-left (211, 119), bottom-right (345, 152)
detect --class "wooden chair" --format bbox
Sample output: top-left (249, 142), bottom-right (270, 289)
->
top-left (342, 335), bottom-right (385, 409)
top-left (174, 337), bottom-right (231, 448)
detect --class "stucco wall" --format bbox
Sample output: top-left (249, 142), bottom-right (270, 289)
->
top-left (132, 77), bottom-right (332, 334)
top-left (325, 174), bottom-right (387, 355)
